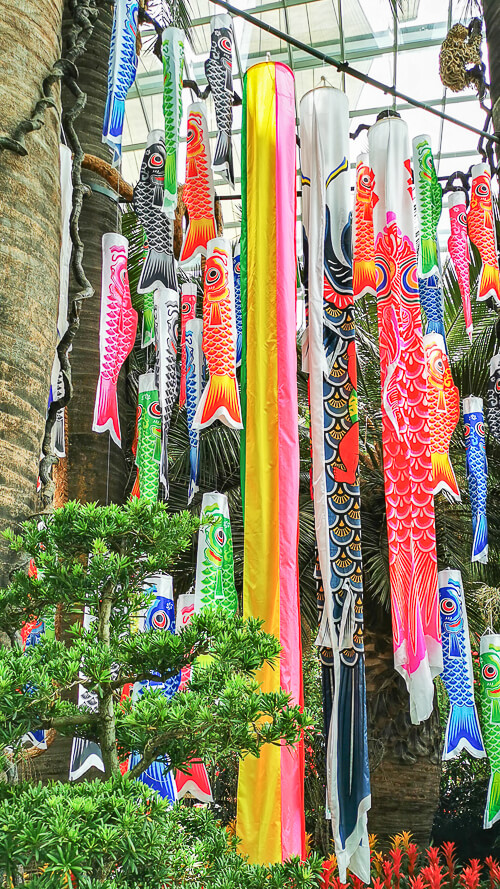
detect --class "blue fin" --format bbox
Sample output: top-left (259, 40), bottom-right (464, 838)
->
top-left (445, 703), bottom-right (485, 759)
top-left (109, 97), bottom-right (126, 139)
top-left (425, 319), bottom-right (447, 349)
top-left (472, 511), bottom-right (488, 561)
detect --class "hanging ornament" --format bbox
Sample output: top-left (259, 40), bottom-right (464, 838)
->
top-left (194, 238), bottom-right (242, 430)
top-left (185, 319), bottom-right (203, 504)
top-left (136, 372), bottom-right (161, 501)
top-left (352, 152), bottom-right (377, 300)
top-left (448, 192), bottom-right (473, 342)
top-left (154, 286), bottom-right (179, 499)
top-left (205, 14), bottom-right (234, 187)
top-left (179, 104), bottom-right (217, 265)
top-left (438, 570), bottom-right (485, 760)
top-left (179, 283), bottom-right (197, 409)
top-left (194, 492), bottom-right (238, 615)
top-left (480, 633), bottom-right (500, 829)
top-left (468, 163), bottom-right (500, 305)
top-left (369, 114), bottom-right (442, 725)
top-left (102, 0), bottom-right (139, 166)
top-left (161, 27), bottom-right (184, 218)
top-left (463, 396), bottom-right (488, 563)
top-left (93, 233), bottom-right (138, 447)
top-left (423, 333), bottom-right (460, 501)
top-left (134, 130), bottom-right (177, 293)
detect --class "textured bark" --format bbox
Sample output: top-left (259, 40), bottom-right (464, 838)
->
top-left (483, 0), bottom-right (500, 159)
top-left (365, 626), bottom-right (442, 848)
top-left (0, 0), bottom-right (63, 583)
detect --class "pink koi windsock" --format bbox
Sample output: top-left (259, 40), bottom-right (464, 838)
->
top-left (448, 192), bottom-right (472, 342)
top-left (179, 283), bottom-right (197, 409)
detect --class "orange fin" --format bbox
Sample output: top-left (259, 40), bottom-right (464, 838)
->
top-left (194, 373), bottom-right (243, 430)
top-left (478, 262), bottom-right (500, 303)
top-left (353, 259), bottom-right (377, 299)
top-left (180, 215), bottom-right (217, 264)
top-left (432, 451), bottom-right (461, 501)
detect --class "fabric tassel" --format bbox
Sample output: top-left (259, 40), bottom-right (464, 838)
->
top-left (448, 192), bottom-right (472, 342)
top-left (93, 233), bottom-right (138, 447)
top-left (194, 238), bottom-right (242, 430)
top-left (179, 104), bottom-right (217, 265)
top-left (300, 86), bottom-right (371, 884)
top-left (438, 569), bottom-right (485, 760)
top-left (180, 283), bottom-right (197, 408)
top-left (205, 14), bottom-right (234, 187)
top-left (136, 372), bottom-right (161, 501)
top-left (423, 333), bottom-right (460, 501)
top-left (480, 633), bottom-right (500, 828)
top-left (369, 115), bottom-right (442, 725)
top-left (102, 0), bottom-right (138, 166)
top-left (236, 60), bottom-right (305, 864)
top-left (468, 164), bottom-right (500, 305)
top-left (464, 396), bottom-right (488, 563)
top-left (161, 28), bottom-right (184, 218)
top-left (194, 493), bottom-right (238, 614)
top-left (185, 319), bottom-right (203, 503)
top-left (154, 286), bottom-right (179, 499)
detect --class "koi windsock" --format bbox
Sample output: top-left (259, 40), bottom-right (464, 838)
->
top-left (185, 319), bottom-right (203, 504)
top-left (179, 283), bottom-right (197, 409)
top-left (352, 152), bottom-right (377, 300)
top-left (102, 0), bottom-right (138, 166)
top-left (161, 27), bottom-right (184, 218)
top-left (468, 163), bottom-right (500, 306)
top-left (154, 286), bottom-right (179, 498)
top-left (480, 633), bottom-right (500, 829)
top-left (369, 115), bottom-right (442, 725)
top-left (464, 396), bottom-right (488, 564)
top-left (448, 192), bottom-right (472, 342)
top-left (300, 86), bottom-right (371, 884)
top-left (179, 103), bottom-right (217, 265)
top-left (413, 135), bottom-right (446, 345)
top-left (236, 61), bottom-right (305, 864)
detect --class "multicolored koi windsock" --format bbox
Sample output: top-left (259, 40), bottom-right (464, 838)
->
top-left (369, 115), bottom-right (442, 724)
top-left (194, 238), bottom-right (242, 430)
top-left (179, 283), bottom-right (197, 408)
top-left (464, 396), bottom-right (488, 563)
top-left (134, 131), bottom-right (177, 293)
top-left (352, 152), bottom-right (377, 300)
top-left (185, 319), bottom-right (203, 504)
top-left (161, 28), bottom-right (184, 218)
top-left (154, 286), bottom-right (179, 499)
top-left (300, 86), bottom-right (371, 885)
top-left (102, 0), bottom-right (138, 166)
top-left (423, 333), bottom-right (460, 501)
top-left (69, 608), bottom-right (105, 782)
top-left (194, 493), bottom-right (238, 615)
top-left (21, 614), bottom-right (48, 750)
top-left (438, 570), bottom-right (485, 760)
top-left (180, 104), bottom-right (217, 265)
top-left (233, 241), bottom-right (242, 366)
top-left (205, 14), bottom-right (234, 187)
top-left (413, 134), bottom-right (442, 280)
top-left (93, 233), bottom-right (138, 447)
top-left (236, 60), bottom-right (305, 865)
top-left (468, 163), bottom-right (500, 305)
top-left (128, 574), bottom-right (180, 802)
top-left (448, 192), bottom-right (472, 342)
top-left (487, 353), bottom-right (500, 441)
top-left (418, 273), bottom-right (446, 346)
top-left (480, 633), bottom-right (500, 828)
top-left (136, 372), bottom-right (161, 500)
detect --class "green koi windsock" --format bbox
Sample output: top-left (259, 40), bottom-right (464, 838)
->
top-left (136, 371), bottom-right (161, 500)
top-left (480, 633), bottom-right (500, 829)
top-left (162, 27), bottom-right (184, 219)
top-left (194, 492), bottom-right (237, 615)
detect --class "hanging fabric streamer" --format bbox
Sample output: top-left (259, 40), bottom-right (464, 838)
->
top-left (236, 60), bottom-right (305, 864)
top-left (134, 130), bottom-right (177, 293)
top-left (233, 241), bottom-right (242, 366)
top-left (69, 608), bottom-right (105, 781)
top-left (179, 103), bottom-right (217, 265)
top-left (480, 633), bottom-right (500, 829)
top-left (487, 353), bottom-right (500, 441)
top-left (205, 14), bottom-right (234, 187)
top-left (128, 574), bottom-right (180, 802)
top-left (463, 396), bottom-right (488, 563)
top-left (102, 0), bottom-right (138, 166)
top-left (194, 492), bottom-right (238, 614)
top-left (136, 372), bottom-right (161, 500)
top-left (448, 192), bottom-right (473, 343)
top-left (468, 163), bottom-right (500, 305)
top-left (93, 233), bottom-right (138, 447)
top-left (423, 333), bottom-right (460, 501)
top-left (154, 286), bottom-right (179, 499)
top-left (161, 27), bottom-right (184, 218)
top-left (438, 569), bottom-right (485, 760)
top-left (21, 615), bottom-right (48, 750)
top-left (352, 152), bottom-right (377, 300)
top-left (300, 86), bottom-right (370, 884)
top-left (369, 115), bottom-right (442, 724)
top-left (194, 238), bottom-right (242, 430)
top-left (180, 283), bottom-right (197, 409)
top-left (185, 319), bottom-right (203, 504)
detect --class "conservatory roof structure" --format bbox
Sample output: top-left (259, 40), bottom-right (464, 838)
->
top-left (122, 0), bottom-right (492, 243)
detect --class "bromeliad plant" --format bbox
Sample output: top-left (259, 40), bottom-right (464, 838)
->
top-left (0, 500), bottom-right (315, 887)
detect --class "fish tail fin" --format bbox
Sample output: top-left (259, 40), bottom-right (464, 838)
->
top-left (213, 131), bottom-right (234, 186)
top-left (175, 762), bottom-right (213, 803)
top-left (485, 769), bottom-right (500, 828)
top-left (194, 374), bottom-right (242, 430)
top-left (179, 376), bottom-right (186, 409)
top-left (180, 217), bottom-right (217, 264)
top-left (420, 237), bottom-right (439, 277)
top-left (53, 411), bottom-right (66, 459)
top-left (444, 703), bottom-right (485, 760)
top-left (466, 323), bottom-right (473, 344)
top-left (472, 511), bottom-right (488, 562)
top-left (141, 305), bottom-right (155, 348)
top-left (432, 451), bottom-right (461, 501)
top-left (138, 249), bottom-right (176, 293)
top-left (353, 260), bottom-right (377, 300)
top-left (425, 318), bottom-right (447, 344)
top-left (93, 376), bottom-right (121, 446)
top-left (130, 470), bottom-right (140, 500)
top-left (477, 262), bottom-right (500, 303)
top-left (108, 97), bottom-right (126, 140)
top-left (188, 443), bottom-right (200, 504)
top-left (160, 441), bottom-right (169, 500)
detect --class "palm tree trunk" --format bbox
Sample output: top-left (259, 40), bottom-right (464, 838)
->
top-left (0, 0), bottom-right (64, 584)
top-left (483, 0), bottom-right (500, 156)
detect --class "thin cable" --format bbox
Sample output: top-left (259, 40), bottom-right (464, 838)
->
top-left (106, 433), bottom-right (111, 506)
top-left (210, 0), bottom-right (500, 145)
